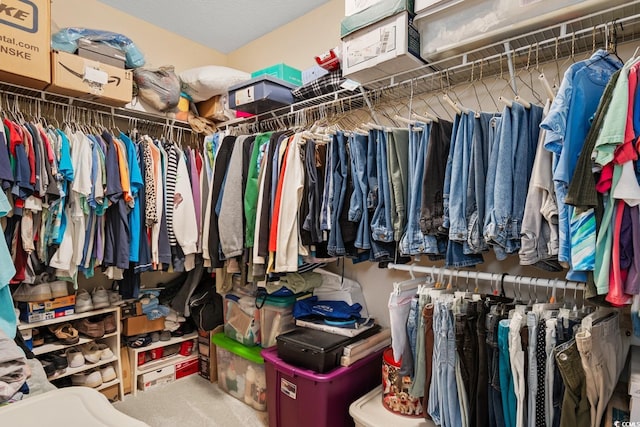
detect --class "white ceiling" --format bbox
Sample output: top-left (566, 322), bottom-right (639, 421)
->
top-left (98, 0), bottom-right (330, 54)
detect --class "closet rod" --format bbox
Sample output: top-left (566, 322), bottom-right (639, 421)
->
top-left (0, 82), bottom-right (193, 132)
top-left (386, 263), bottom-right (584, 291)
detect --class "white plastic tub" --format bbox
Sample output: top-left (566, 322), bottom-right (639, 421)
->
top-left (415, 0), bottom-right (627, 61)
top-left (349, 386), bottom-right (436, 427)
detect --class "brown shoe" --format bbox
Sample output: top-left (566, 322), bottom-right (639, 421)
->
top-left (103, 314), bottom-right (116, 334)
top-left (73, 317), bottom-right (105, 338)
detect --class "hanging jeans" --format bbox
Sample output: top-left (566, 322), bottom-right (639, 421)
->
top-left (498, 319), bottom-right (516, 427)
top-left (367, 130), bottom-right (394, 261)
top-left (486, 310), bottom-right (506, 427)
top-left (371, 130), bottom-right (394, 243)
top-left (387, 128), bottom-right (410, 241)
top-left (400, 124), bottom-right (440, 255)
top-left (423, 303), bottom-right (435, 420)
top-left (466, 112), bottom-right (500, 254)
top-left (349, 133), bottom-right (370, 250)
top-left (555, 339), bottom-right (590, 427)
top-left (328, 132), bottom-right (348, 256)
top-left (432, 299), bottom-right (462, 427)
top-left (444, 114), bottom-right (483, 267)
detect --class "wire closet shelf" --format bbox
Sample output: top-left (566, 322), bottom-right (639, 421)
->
top-left (222, 0), bottom-right (640, 131)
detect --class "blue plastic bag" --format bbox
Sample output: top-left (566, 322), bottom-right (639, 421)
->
top-left (52, 27), bottom-right (145, 68)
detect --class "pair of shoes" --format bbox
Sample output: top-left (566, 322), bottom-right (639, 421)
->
top-left (12, 280), bottom-right (69, 302)
top-left (75, 287), bottom-right (110, 313)
top-left (39, 352), bottom-right (68, 377)
top-left (128, 334), bottom-right (152, 348)
top-left (80, 343), bottom-right (114, 363)
top-left (102, 314), bottom-right (116, 334)
top-left (66, 347), bottom-right (85, 368)
top-left (73, 317), bottom-right (105, 338)
top-left (32, 329), bottom-right (44, 347)
top-left (71, 365), bottom-right (117, 388)
top-left (48, 323), bottom-right (79, 345)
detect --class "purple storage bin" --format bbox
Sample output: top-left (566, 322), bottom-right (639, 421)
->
top-left (262, 346), bottom-right (383, 427)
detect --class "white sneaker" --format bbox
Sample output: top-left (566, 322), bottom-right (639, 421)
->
top-left (100, 365), bottom-right (117, 383)
top-left (66, 348), bottom-right (85, 368)
top-left (96, 343), bottom-right (114, 360)
top-left (12, 283), bottom-right (52, 302)
top-left (92, 287), bottom-right (110, 309)
top-left (108, 290), bottom-right (124, 306)
top-left (75, 289), bottom-right (93, 313)
top-left (49, 281), bottom-right (69, 298)
top-left (71, 370), bottom-right (103, 388)
top-left (81, 343), bottom-right (102, 364)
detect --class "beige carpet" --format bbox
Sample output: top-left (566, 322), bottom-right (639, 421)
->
top-left (113, 375), bottom-right (269, 427)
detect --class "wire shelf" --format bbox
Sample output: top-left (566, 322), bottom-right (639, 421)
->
top-left (222, 0), bottom-right (640, 131)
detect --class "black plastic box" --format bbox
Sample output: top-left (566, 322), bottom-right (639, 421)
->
top-left (275, 326), bottom-right (380, 373)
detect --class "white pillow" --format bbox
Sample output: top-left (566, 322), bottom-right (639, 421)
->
top-left (180, 66), bottom-right (250, 102)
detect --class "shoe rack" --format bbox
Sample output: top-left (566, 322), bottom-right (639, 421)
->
top-left (17, 306), bottom-right (124, 401)
top-left (127, 331), bottom-right (198, 397)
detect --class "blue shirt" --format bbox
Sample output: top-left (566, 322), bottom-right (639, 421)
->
top-left (0, 190), bottom-right (16, 338)
top-left (120, 133), bottom-right (143, 263)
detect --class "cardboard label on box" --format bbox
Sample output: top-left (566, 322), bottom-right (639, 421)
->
top-left (48, 50), bottom-right (133, 106)
top-left (0, 0), bottom-right (50, 88)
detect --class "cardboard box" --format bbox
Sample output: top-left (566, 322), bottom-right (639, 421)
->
top-left (175, 357), bottom-right (199, 379)
top-left (120, 346), bottom-right (132, 395)
top-left (341, 0), bottom-right (415, 37)
top-left (196, 95), bottom-right (229, 121)
top-left (77, 38), bottom-right (125, 69)
top-left (21, 306), bottom-right (74, 323)
top-left (198, 325), bottom-right (222, 382)
top-left (0, 0), bottom-right (50, 89)
top-left (99, 384), bottom-right (119, 402)
top-left (120, 301), bottom-right (142, 319)
top-left (251, 63), bottom-right (302, 86)
top-left (18, 295), bottom-right (76, 315)
top-left (121, 315), bottom-right (165, 336)
top-left (342, 11), bottom-right (424, 84)
top-left (48, 50), bottom-right (133, 106)
top-left (138, 365), bottom-right (175, 391)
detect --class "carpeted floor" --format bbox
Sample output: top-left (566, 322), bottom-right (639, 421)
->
top-left (113, 375), bottom-right (269, 427)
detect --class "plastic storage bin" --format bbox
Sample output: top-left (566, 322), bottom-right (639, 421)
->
top-left (212, 333), bottom-right (267, 411)
top-left (262, 346), bottom-right (383, 427)
top-left (342, 11), bottom-right (424, 84)
top-left (341, 0), bottom-right (415, 37)
top-left (414, 0), bottom-right (626, 61)
top-left (349, 386), bottom-right (435, 427)
top-left (224, 294), bottom-right (261, 346)
top-left (258, 294), bottom-right (297, 348)
top-left (228, 75), bottom-right (296, 115)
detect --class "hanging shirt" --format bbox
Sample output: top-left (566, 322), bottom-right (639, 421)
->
top-left (121, 132), bottom-right (143, 263)
top-left (0, 189), bottom-right (16, 338)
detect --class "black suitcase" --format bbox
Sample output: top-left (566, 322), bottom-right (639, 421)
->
top-left (276, 325), bottom-right (381, 373)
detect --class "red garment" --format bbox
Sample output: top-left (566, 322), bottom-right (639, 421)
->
top-left (3, 119), bottom-right (21, 156)
top-left (596, 163), bottom-right (614, 193)
top-left (268, 138), bottom-right (292, 253)
top-left (195, 151), bottom-right (203, 176)
top-left (39, 127), bottom-right (55, 164)
top-left (619, 64), bottom-right (639, 162)
top-left (607, 200), bottom-right (630, 306)
top-left (10, 221), bottom-right (27, 284)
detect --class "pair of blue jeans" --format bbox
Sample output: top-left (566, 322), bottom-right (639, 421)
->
top-left (328, 132), bottom-right (347, 256)
top-left (400, 124), bottom-right (440, 255)
top-left (486, 309), bottom-right (506, 427)
top-left (431, 299), bottom-right (462, 427)
top-left (371, 129), bottom-right (394, 243)
top-left (485, 103), bottom-right (543, 259)
top-left (466, 112), bottom-right (500, 253)
top-left (348, 133), bottom-right (370, 250)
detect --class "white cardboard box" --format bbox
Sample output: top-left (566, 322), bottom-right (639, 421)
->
top-left (138, 365), bottom-right (175, 391)
top-left (342, 11), bottom-right (424, 84)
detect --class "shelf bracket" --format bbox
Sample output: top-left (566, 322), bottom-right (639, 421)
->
top-left (503, 41), bottom-right (518, 96)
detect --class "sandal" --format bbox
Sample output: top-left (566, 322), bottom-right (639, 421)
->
top-left (32, 328), bottom-right (44, 347)
top-left (128, 334), bottom-right (152, 348)
top-left (48, 323), bottom-right (79, 345)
